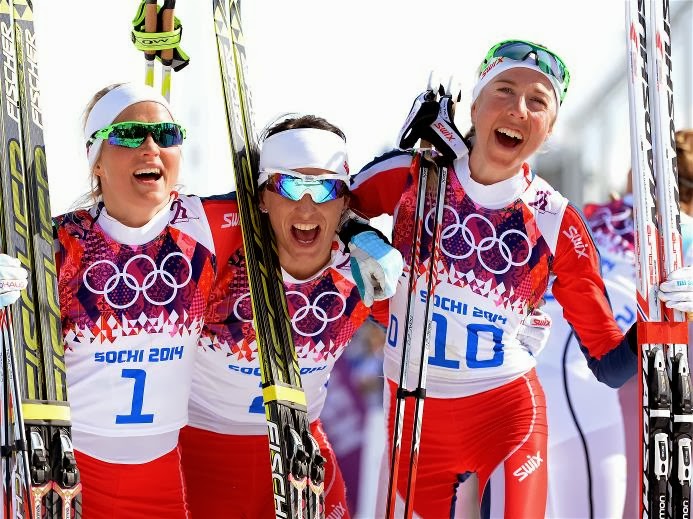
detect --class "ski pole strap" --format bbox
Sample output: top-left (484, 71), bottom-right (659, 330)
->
top-left (131, 0), bottom-right (190, 72)
top-left (22, 401), bottom-right (71, 424)
top-left (396, 387), bottom-right (427, 399)
top-left (263, 383), bottom-right (308, 407)
top-left (637, 321), bottom-right (689, 344)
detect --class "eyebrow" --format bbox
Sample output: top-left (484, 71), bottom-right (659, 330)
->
top-left (493, 78), bottom-right (551, 98)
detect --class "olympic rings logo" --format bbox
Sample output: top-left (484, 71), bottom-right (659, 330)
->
top-left (425, 207), bottom-right (532, 275)
top-left (233, 290), bottom-right (347, 337)
top-left (83, 253), bottom-right (193, 309)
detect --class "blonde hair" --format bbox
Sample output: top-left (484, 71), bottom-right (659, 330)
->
top-left (73, 83), bottom-right (125, 208)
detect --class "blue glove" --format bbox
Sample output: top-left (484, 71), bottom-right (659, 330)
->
top-left (0, 254), bottom-right (28, 308)
top-left (349, 231), bottom-right (403, 307)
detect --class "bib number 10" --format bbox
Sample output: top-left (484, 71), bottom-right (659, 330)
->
top-left (387, 313), bottom-right (505, 369)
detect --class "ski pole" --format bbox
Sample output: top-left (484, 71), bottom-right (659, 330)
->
top-left (144, 0), bottom-right (158, 87)
top-left (386, 76), bottom-right (461, 519)
top-left (159, 0), bottom-right (175, 101)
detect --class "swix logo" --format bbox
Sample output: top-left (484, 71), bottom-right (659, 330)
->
top-left (326, 503), bottom-right (348, 519)
top-left (528, 190), bottom-right (556, 214)
top-left (562, 226), bottom-right (589, 259)
top-left (1, 22), bottom-right (20, 124)
top-left (512, 451), bottom-right (543, 482)
top-left (480, 57), bottom-right (504, 80)
top-left (343, 161), bottom-right (350, 174)
top-left (532, 318), bottom-right (551, 327)
top-left (170, 199), bottom-right (198, 224)
top-left (221, 212), bottom-right (240, 228)
top-left (433, 121), bottom-right (455, 142)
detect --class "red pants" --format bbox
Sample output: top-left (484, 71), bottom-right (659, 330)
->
top-left (74, 447), bottom-right (188, 519)
top-left (179, 420), bottom-right (349, 519)
top-left (384, 369), bottom-right (548, 518)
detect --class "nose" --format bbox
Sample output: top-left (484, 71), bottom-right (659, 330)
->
top-left (296, 193), bottom-right (317, 209)
top-left (139, 134), bottom-right (160, 155)
top-left (509, 95), bottom-right (529, 119)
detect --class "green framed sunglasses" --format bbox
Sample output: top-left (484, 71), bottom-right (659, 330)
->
top-left (480, 39), bottom-right (570, 103)
top-left (88, 121), bottom-right (187, 149)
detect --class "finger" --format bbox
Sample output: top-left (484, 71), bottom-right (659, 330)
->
top-left (660, 278), bottom-right (693, 292)
top-left (658, 291), bottom-right (693, 303)
top-left (664, 300), bottom-right (693, 312)
top-left (0, 255), bottom-right (21, 268)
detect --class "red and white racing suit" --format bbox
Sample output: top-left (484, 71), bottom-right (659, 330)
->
top-left (350, 150), bottom-right (637, 518)
top-left (180, 195), bottom-right (387, 519)
top-left (490, 197), bottom-right (637, 518)
top-left (55, 193), bottom-right (235, 518)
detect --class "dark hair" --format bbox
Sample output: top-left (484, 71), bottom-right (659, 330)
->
top-left (262, 114), bottom-right (345, 141)
top-left (676, 129), bottom-right (693, 205)
top-left (252, 114), bottom-right (346, 178)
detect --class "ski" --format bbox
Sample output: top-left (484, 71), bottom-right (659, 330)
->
top-left (212, 1), bottom-right (324, 517)
top-left (626, 0), bottom-right (690, 516)
top-left (0, 0), bottom-right (81, 517)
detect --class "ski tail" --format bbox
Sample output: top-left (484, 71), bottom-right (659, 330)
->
top-left (0, 0), bottom-right (81, 516)
top-left (213, 1), bottom-right (322, 516)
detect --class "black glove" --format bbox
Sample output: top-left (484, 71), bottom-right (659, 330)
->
top-left (396, 90), bottom-right (469, 163)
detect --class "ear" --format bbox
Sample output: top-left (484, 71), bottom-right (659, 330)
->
top-left (93, 162), bottom-right (103, 178)
top-left (470, 101), bottom-right (478, 126)
top-left (258, 190), bottom-right (268, 213)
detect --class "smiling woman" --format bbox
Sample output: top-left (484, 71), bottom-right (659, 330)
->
top-left (179, 114), bottom-right (400, 518)
top-left (344, 38), bottom-right (693, 518)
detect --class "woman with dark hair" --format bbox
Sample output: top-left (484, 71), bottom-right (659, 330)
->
top-left (178, 114), bottom-right (397, 518)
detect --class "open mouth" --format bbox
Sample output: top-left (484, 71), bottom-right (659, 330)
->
top-left (291, 223), bottom-right (320, 244)
top-left (133, 169), bottom-right (163, 182)
top-left (495, 127), bottom-right (523, 148)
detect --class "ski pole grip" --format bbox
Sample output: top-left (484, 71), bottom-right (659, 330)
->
top-left (144, 0), bottom-right (157, 60)
top-left (161, 5), bottom-right (175, 64)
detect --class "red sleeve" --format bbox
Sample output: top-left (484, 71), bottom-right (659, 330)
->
top-left (369, 299), bottom-right (390, 328)
top-left (351, 150), bottom-right (416, 218)
top-left (201, 194), bottom-right (243, 270)
top-left (551, 204), bottom-right (625, 359)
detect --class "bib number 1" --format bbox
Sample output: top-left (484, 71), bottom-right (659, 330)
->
top-left (116, 369), bottom-right (155, 424)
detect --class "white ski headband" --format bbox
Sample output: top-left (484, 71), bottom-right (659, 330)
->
top-left (85, 83), bottom-right (175, 169)
top-left (472, 57), bottom-right (563, 108)
top-left (258, 128), bottom-right (350, 181)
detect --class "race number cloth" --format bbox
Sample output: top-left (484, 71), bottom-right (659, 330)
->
top-left (189, 199), bottom-right (372, 434)
top-left (351, 150), bottom-right (634, 398)
top-left (55, 195), bottom-right (216, 446)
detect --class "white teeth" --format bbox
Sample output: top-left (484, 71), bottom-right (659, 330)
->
top-left (293, 223), bottom-right (318, 231)
top-left (134, 169), bottom-right (161, 176)
top-left (497, 128), bottom-right (523, 140)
